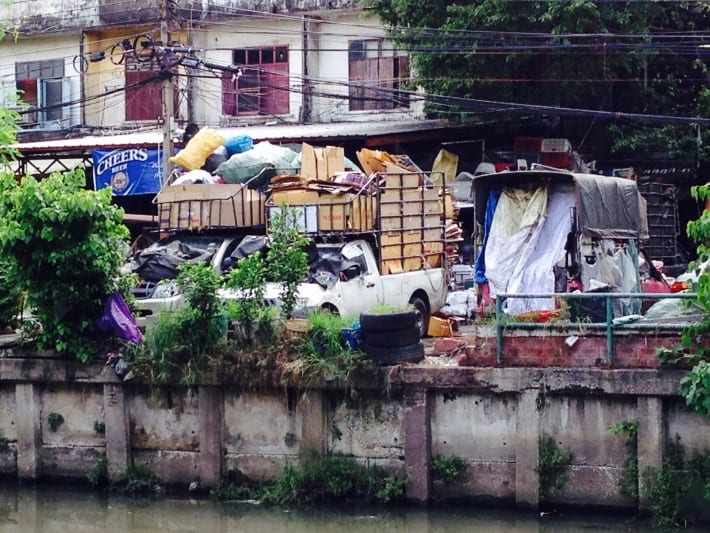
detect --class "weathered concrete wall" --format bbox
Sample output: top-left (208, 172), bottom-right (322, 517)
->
top-left (0, 352), bottom-right (709, 511)
top-left (7, 0), bottom-right (359, 34)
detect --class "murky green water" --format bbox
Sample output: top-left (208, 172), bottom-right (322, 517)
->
top-left (0, 483), bottom-right (699, 532)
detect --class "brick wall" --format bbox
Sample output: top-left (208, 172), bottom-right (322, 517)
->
top-left (457, 330), bottom-right (691, 369)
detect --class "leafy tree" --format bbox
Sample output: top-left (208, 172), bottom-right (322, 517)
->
top-left (266, 206), bottom-right (309, 319)
top-left (0, 169), bottom-right (130, 361)
top-left (679, 183), bottom-right (710, 416)
top-left (367, 1), bottom-right (709, 159)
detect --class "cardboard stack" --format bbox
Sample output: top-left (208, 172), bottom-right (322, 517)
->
top-left (155, 183), bottom-right (265, 231)
top-left (266, 143), bottom-right (376, 233)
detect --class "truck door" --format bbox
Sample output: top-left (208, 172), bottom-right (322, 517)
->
top-left (338, 241), bottom-right (382, 317)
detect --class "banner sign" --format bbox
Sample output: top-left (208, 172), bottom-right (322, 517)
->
top-left (93, 148), bottom-right (162, 196)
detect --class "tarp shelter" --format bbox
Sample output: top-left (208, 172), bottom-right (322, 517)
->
top-left (469, 170), bottom-right (648, 241)
top-left (468, 169), bottom-right (648, 315)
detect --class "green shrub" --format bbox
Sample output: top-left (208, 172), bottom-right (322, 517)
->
top-left (0, 169), bottom-right (130, 361)
top-left (261, 453), bottom-right (406, 505)
top-left (0, 255), bottom-right (22, 330)
top-left (432, 454), bottom-right (468, 487)
top-left (536, 435), bottom-right (573, 500)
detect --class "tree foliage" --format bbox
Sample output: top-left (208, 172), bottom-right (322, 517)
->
top-left (367, 0), bottom-right (710, 159)
top-left (0, 169), bottom-right (130, 361)
top-left (679, 183), bottom-right (710, 417)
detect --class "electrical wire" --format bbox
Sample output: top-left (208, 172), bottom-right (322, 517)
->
top-left (4, 1), bottom-right (709, 128)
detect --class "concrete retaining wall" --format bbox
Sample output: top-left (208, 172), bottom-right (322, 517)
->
top-left (0, 353), bottom-right (708, 510)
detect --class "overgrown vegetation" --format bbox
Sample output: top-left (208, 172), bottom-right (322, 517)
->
top-left (641, 438), bottom-right (710, 528)
top-left (679, 184), bottom-right (710, 417)
top-left (0, 169), bottom-right (130, 362)
top-left (536, 435), bottom-right (573, 500)
top-left (0, 256), bottom-right (22, 331)
top-left (431, 454), bottom-right (468, 488)
top-left (127, 215), bottom-right (376, 389)
top-left (265, 205), bottom-right (310, 319)
top-left (212, 453), bottom-right (406, 506)
top-left (114, 465), bottom-right (162, 495)
top-left (609, 420), bottom-right (639, 499)
top-left (47, 412), bottom-right (64, 432)
top-left (87, 453), bottom-right (108, 488)
top-left (281, 310), bottom-right (374, 391)
top-left (656, 183), bottom-right (710, 417)
top-left (366, 1), bottom-right (709, 162)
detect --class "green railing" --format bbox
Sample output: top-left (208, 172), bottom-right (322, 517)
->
top-left (495, 292), bottom-right (699, 363)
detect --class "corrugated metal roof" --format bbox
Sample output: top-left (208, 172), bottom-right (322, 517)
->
top-left (13, 120), bottom-right (451, 153)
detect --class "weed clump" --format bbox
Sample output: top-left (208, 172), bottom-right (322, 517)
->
top-left (212, 453), bottom-right (406, 506)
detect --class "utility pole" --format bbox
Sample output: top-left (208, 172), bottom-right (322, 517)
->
top-left (160, 0), bottom-right (175, 185)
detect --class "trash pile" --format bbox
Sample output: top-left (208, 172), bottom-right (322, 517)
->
top-left (163, 126), bottom-right (465, 268)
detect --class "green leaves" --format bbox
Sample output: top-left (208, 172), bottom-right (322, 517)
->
top-left (0, 168), bottom-right (130, 361)
top-left (266, 205), bottom-right (310, 319)
top-left (681, 361), bottom-right (710, 417)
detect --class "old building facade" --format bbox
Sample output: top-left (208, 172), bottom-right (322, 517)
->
top-left (1, 1), bottom-right (422, 138)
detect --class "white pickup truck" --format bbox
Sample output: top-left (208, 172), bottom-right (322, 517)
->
top-left (219, 238), bottom-right (448, 337)
top-left (124, 230), bottom-right (247, 327)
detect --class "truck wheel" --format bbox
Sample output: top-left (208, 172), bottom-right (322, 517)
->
top-left (359, 309), bottom-right (417, 331)
top-left (362, 326), bottom-right (420, 348)
top-left (409, 296), bottom-right (430, 338)
top-left (362, 342), bottom-right (424, 366)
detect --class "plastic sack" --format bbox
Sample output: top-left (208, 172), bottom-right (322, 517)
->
top-left (224, 135), bottom-right (254, 156)
top-left (96, 291), bottom-right (143, 344)
top-left (170, 127), bottom-right (225, 171)
top-left (215, 142), bottom-right (298, 185)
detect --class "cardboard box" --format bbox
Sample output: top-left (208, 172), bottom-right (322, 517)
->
top-left (157, 184), bottom-right (265, 230)
top-left (427, 316), bottom-right (454, 337)
top-left (301, 143), bottom-right (344, 181)
top-left (268, 188), bottom-right (355, 232)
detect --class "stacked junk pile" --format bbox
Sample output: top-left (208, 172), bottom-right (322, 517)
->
top-left (143, 126), bottom-right (463, 363)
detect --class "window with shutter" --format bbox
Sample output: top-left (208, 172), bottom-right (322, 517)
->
top-left (348, 39), bottom-right (409, 112)
top-left (222, 46), bottom-right (290, 117)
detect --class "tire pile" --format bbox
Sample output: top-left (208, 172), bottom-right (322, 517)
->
top-left (359, 309), bottom-right (424, 366)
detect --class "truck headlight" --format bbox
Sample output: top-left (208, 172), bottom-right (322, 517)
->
top-left (152, 281), bottom-right (179, 299)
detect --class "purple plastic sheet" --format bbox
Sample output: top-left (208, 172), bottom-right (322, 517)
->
top-left (96, 291), bottom-right (143, 344)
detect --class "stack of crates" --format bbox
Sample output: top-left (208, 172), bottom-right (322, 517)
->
top-left (638, 182), bottom-right (679, 266)
top-left (513, 137), bottom-right (543, 165)
top-left (539, 138), bottom-right (572, 169)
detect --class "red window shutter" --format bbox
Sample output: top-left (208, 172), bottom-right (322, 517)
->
top-left (222, 71), bottom-right (237, 115)
top-left (261, 61), bottom-right (289, 115)
top-left (125, 60), bottom-right (162, 121)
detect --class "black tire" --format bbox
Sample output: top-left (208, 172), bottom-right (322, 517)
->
top-left (362, 326), bottom-right (420, 348)
top-left (362, 342), bottom-right (424, 366)
top-left (409, 296), bottom-right (430, 338)
top-left (359, 309), bottom-right (417, 332)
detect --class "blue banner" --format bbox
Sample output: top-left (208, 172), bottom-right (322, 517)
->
top-left (93, 148), bottom-right (162, 195)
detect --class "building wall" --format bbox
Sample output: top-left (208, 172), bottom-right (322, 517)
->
top-left (0, 34), bottom-right (82, 128)
top-left (3, 2), bottom-right (412, 131)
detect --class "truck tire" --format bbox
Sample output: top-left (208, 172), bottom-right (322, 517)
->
top-left (362, 326), bottom-right (420, 348)
top-left (408, 296), bottom-right (430, 338)
top-left (359, 309), bottom-right (417, 332)
top-left (362, 342), bottom-right (425, 366)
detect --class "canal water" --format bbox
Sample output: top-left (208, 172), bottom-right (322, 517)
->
top-left (0, 483), bottom-right (701, 532)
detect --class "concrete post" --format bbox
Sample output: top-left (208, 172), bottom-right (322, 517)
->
top-left (637, 396), bottom-right (664, 510)
top-left (15, 383), bottom-right (41, 481)
top-left (103, 383), bottom-right (131, 482)
top-left (199, 386), bottom-right (223, 488)
top-left (515, 390), bottom-right (541, 509)
top-left (404, 388), bottom-right (431, 503)
top-left (299, 390), bottom-right (327, 455)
